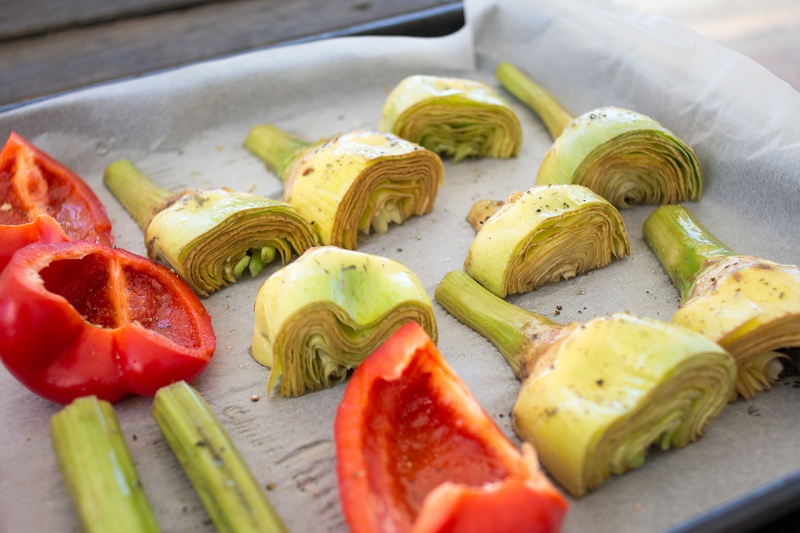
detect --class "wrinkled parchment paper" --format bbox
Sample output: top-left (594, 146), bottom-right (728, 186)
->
top-left (1, 1), bottom-right (798, 531)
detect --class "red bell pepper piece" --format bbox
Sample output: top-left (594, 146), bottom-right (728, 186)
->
top-left (0, 132), bottom-right (113, 271)
top-left (334, 321), bottom-right (568, 533)
top-left (0, 240), bottom-right (216, 404)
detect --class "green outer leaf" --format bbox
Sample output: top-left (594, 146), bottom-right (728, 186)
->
top-left (51, 396), bottom-right (161, 533)
top-left (152, 382), bottom-right (288, 533)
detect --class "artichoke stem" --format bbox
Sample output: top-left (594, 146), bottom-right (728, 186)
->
top-left (152, 382), bottom-right (288, 533)
top-left (435, 270), bottom-right (561, 379)
top-left (643, 205), bottom-right (734, 299)
top-left (495, 62), bottom-right (574, 140)
top-left (50, 396), bottom-right (161, 533)
top-left (245, 124), bottom-right (314, 179)
top-left (103, 160), bottom-right (174, 231)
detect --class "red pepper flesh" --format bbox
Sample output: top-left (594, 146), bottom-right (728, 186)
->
top-left (0, 241), bottom-right (216, 404)
top-left (1, 132), bottom-right (113, 271)
top-left (0, 213), bottom-right (71, 272)
top-left (335, 321), bottom-right (568, 533)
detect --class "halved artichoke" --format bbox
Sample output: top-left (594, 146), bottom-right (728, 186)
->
top-left (246, 126), bottom-right (443, 250)
top-left (104, 160), bottom-right (318, 297)
top-left (380, 75), bottom-right (522, 161)
top-left (514, 313), bottom-right (734, 497)
top-left (435, 270), bottom-right (735, 497)
top-left (644, 205), bottom-right (800, 399)
top-left (252, 246), bottom-right (437, 397)
top-left (496, 62), bottom-right (702, 208)
top-left (464, 184), bottom-right (630, 298)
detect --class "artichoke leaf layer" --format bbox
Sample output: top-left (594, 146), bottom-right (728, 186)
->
top-left (282, 130), bottom-right (443, 250)
top-left (465, 184), bottom-right (630, 298)
top-left (146, 188), bottom-right (318, 297)
top-left (381, 75), bottom-right (522, 161)
top-left (674, 255), bottom-right (800, 398)
top-left (514, 313), bottom-right (735, 497)
top-left (252, 247), bottom-right (437, 397)
top-left (537, 107), bottom-right (702, 208)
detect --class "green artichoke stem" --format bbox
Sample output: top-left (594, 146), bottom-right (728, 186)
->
top-left (245, 124), bottom-right (314, 179)
top-left (643, 205), bottom-right (734, 299)
top-left (495, 62), bottom-right (574, 140)
top-left (435, 270), bottom-right (561, 379)
top-left (152, 381), bottom-right (288, 533)
top-left (51, 396), bottom-right (161, 533)
top-left (103, 160), bottom-right (174, 231)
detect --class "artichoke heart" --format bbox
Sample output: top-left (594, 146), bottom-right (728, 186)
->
top-left (538, 107), bottom-right (702, 207)
top-left (515, 313), bottom-right (734, 497)
top-left (674, 256), bottom-right (800, 398)
top-left (380, 75), bottom-right (522, 161)
top-left (435, 270), bottom-right (735, 498)
top-left (464, 184), bottom-right (630, 298)
top-left (246, 127), bottom-right (443, 250)
top-left (103, 160), bottom-right (319, 297)
top-left (496, 62), bottom-right (702, 208)
top-left (252, 246), bottom-right (437, 397)
top-left (644, 205), bottom-right (800, 399)
top-left (146, 188), bottom-right (319, 297)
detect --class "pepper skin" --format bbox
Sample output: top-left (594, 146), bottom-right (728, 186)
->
top-left (0, 241), bottom-right (216, 404)
top-left (0, 132), bottom-right (113, 271)
top-left (334, 321), bottom-right (568, 533)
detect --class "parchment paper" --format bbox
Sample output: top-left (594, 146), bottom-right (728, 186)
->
top-left (1, 1), bottom-right (798, 532)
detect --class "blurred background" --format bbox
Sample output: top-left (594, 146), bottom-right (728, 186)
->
top-left (1, 0), bottom-right (798, 108)
top-left (618, 0), bottom-right (799, 89)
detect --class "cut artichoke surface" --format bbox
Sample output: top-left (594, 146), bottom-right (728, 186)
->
top-left (380, 75), bottom-right (522, 161)
top-left (252, 246), bottom-right (437, 397)
top-left (464, 184), bottom-right (630, 298)
top-left (435, 270), bottom-right (735, 498)
top-left (104, 160), bottom-right (318, 297)
top-left (495, 62), bottom-right (702, 208)
top-left (246, 127), bottom-right (443, 250)
top-left (146, 189), bottom-right (319, 297)
top-left (645, 204), bottom-right (800, 399)
top-left (537, 107), bottom-right (702, 207)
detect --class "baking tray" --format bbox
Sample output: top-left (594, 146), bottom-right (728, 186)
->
top-left (1, 1), bottom-right (798, 532)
